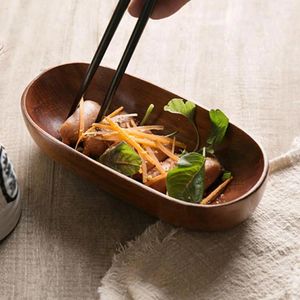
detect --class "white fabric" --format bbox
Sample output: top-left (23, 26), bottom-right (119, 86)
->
top-left (99, 139), bottom-right (300, 300)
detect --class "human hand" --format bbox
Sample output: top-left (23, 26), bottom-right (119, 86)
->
top-left (128, 0), bottom-right (190, 19)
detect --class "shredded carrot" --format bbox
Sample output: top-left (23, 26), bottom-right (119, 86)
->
top-left (84, 131), bottom-right (119, 139)
top-left (95, 124), bottom-right (163, 131)
top-left (126, 129), bottom-right (185, 148)
top-left (93, 136), bottom-right (118, 143)
top-left (75, 98), bottom-right (85, 149)
top-left (101, 132), bottom-right (119, 138)
top-left (83, 131), bottom-right (100, 137)
top-left (172, 137), bottom-right (176, 154)
top-left (75, 137), bottom-right (83, 150)
top-left (126, 125), bottom-right (164, 131)
top-left (92, 123), bottom-right (113, 130)
top-left (130, 119), bottom-right (137, 127)
top-left (105, 117), bottom-right (156, 165)
top-left (145, 173), bottom-right (167, 186)
top-left (141, 159), bottom-right (148, 183)
top-left (200, 177), bottom-right (233, 205)
top-left (106, 106), bottom-right (124, 118)
top-left (145, 146), bottom-right (165, 174)
top-left (75, 107), bottom-right (182, 178)
top-left (78, 98), bottom-right (85, 138)
top-left (133, 138), bottom-right (157, 148)
top-left (112, 114), bottom-right (138, 123)
top-left (85, 125), bottom-right (96, 133)
top-left (104, 118), bottom-right (169, 174)
top-left (91, 107), bottom-right (124, 128)
top-left (84, 129), bottom-right (184, 155)
top-left (76, 125), bottom-right (98, 149)
top-left (156, 142), bottom-right (179, 162)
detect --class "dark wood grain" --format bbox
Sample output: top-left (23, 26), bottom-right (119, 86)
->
top-left (21, 63), bottom-right (268, 231)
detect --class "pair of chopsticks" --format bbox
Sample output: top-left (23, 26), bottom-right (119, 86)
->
top-left (68, 0), bottom-right (157, 122)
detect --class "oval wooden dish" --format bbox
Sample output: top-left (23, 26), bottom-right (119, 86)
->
top-left (21, 63), bottom-right (268, 231)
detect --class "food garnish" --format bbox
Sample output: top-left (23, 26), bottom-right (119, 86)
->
top-left (141, 104), bottom-right (154, 126)
top-left (98, 142), bottom-right (141, 177)
top-left (166, 152), bottom-right (205, 203)
top-left (164, 98), bottom-right (199, 151)
top-left (206, 109), bottom-right (229, 154)
top-left (59, 98), bottom-right (232, 205)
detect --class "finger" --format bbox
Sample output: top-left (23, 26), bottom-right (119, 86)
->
top-left (128, 0), bottom-right (190, 19)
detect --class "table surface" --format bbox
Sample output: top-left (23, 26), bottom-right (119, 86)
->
top-left (1, 0), bottom-right (300, 299)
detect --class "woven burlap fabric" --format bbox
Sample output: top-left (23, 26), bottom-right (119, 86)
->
top-left (98, 139), bottom-right (300, 300)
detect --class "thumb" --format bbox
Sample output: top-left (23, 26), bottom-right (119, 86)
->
top-left (128, 0), bottom-right (190, 19)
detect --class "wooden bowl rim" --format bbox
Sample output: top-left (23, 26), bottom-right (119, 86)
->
top-left (21, 62), bottom-right (269, 209)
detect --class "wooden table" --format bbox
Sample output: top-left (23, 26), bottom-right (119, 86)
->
top-left (1, 0), bottom-right (299, 298)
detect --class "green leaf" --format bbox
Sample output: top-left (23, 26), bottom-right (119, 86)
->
top-left (98, 142), bottom-right (141, 177)
top-left (140, 104), bottom-right (154, 126)
top-left (164, 98), bottom-right (196, 121)
top-left (222, 171), bottom-right (232, 181)
top-left (207, 109), bottom-right (229, 149)
top-left (166, 152), bottom-right (205, 203)
top-left (164, 99), bottom-right (199, 151)
top-left (179, 149), bottom-right (188, 157)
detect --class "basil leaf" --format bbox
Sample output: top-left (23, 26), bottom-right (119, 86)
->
top-left (140, 104), bottom-right (154, 126)
top-left (207, 109), bottom-right (229, 150)
top-left (98, 142), bottom-right (141, 177)
top-left (166, 152), bottom-right (205, 203)
top-left (164, 99), bottom-right (199, 151)
top-left (164, 98), bottom-right (196, 121)
top-left (222, 171), bottom-right (232, 181)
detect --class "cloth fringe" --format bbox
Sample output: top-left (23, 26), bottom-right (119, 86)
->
top-left (99, 139), bottom-right (300, 300)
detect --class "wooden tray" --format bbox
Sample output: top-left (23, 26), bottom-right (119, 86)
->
top-left (21, 63), bottom-right (269, 231)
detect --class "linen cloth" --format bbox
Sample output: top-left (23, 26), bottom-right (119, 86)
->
top-left (98, 138), bottom-right (300, 300)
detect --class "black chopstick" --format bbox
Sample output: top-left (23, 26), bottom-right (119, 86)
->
top-left (96, 0), bottom-right (157, 121)
top-left (68, 0), bottom-right (130, 117)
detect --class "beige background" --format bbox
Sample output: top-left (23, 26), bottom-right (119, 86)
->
top-left (0, 0), bottom-right (300, 299)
